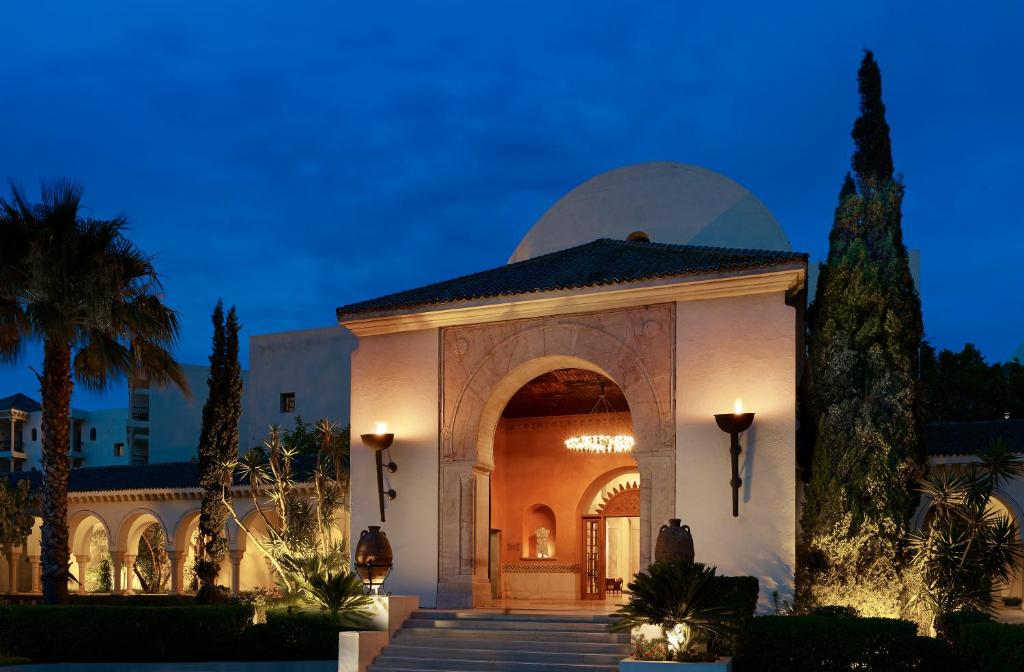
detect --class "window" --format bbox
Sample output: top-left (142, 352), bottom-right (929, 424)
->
top-left (280, 393), bottom-right (296, 413)
top-left (31, 428), bottom-right (37, 442)
top-left (89, 427), bottom-right (97, 441)
top-left (114, 443), bottom-right (124, 457)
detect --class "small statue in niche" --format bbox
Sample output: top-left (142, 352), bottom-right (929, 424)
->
top-left (534, 527), bottom-right (550, 558)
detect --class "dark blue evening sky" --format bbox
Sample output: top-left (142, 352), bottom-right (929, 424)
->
top-left (2, 1), bottom-right (1022, 409)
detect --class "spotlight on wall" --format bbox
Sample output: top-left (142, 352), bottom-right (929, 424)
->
top-left (360, 421), bottom-right (397, 523)
top-left (713, 399), bottom-right (755, 518)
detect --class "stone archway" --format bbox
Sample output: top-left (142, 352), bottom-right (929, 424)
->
top-left (437, 304), bottom-right (676, 607)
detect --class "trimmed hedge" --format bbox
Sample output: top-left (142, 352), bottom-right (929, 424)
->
top-left (67, 593), bottom-right (201, 607)
top-left (935, 609), bottom-right (991, 644)
top-left (0, 605), bottom-right (253, 662)
top-left (733, 615), bottom-right (949, 672)
top-left (958, 622), bottom-right (1024, 671)
top-left (244, 609), bottom-right (357, 660)
top-left (712, 575), bottom-right (759, 617)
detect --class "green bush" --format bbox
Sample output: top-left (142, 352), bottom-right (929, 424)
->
top-left (67, 593), bottom-right (201, 607)
top-left (0, 605), bottom-right (252, 662)
top-left (957, 622), bottom-right (1024, 671)
top-left (243, 608), bottom-right (358, 660)
top-left (935, 609), bottom-right (992, 644)
top-left (734, 616), bottom-right (929, 671)
top-left (808, 604), bottom-right (859, 618)
top-left (712, 575), bottom-right (759, 617)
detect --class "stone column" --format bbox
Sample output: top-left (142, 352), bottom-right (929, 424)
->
top-left (110, 552), bottom-right (124, 593)
top-left (28, 555), bottom-right (40, 594)
top-left (635, 451), bottom-right (676, 570)
top-left (6, 549), bottom-right (22, 594)
top-left (74, 554), bottom-right (91, 594)
top-left (122, 555), bottom-right (137, 594)
top-left (166, 551), bottom-right (182, 595)
top-left (229, 550), bottom-right (244, 596)
top-left (437, 462), bottom-right (492, 608)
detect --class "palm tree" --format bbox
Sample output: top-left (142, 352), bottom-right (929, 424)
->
top-left (0, 180), bottom-right (188, 604)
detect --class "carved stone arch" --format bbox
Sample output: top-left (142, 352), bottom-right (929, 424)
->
top-left (596, 482), bottom-right (641, 517)
top-left (114, 508), bottom-right (170, 554)
top-left (68, 509), bottom-right (112, 556)
top-left (437, 304), bottom-right (676, 607)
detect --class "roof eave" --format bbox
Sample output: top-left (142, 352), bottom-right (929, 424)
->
top-left (338, 261), bottom-right (806, 336)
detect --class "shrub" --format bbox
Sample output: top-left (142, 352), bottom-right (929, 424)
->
top-left (957, 622), bottom-right (1024, 671)
top-left (0, 605), bottom-right (252, 662)
top-left (935, 609), bottom-right (991, 644)
top-left (733, 616), bottom-right (924, 672)
top-left (711, 575), bottom-right (759, 617)
top-left (808, 604), bottom-right (859, 618)
top-left (243, 608), bottom-right (359, 660)
top-left (67, 593), bottom-right (201, 607)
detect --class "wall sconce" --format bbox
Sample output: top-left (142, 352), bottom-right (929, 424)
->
top-left (360, 421), bottom-right (397, 523)
top-left (713, 399), bottom-right (755, 517)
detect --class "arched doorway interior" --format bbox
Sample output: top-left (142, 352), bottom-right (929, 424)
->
top-left (581, 474), bottom-right (640, 600)
top-left (489, 368), bottom-right (637, 602)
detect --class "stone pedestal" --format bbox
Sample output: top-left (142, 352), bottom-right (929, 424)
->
top-left (337, 595), bottom-right (419, 672)
top-left (74, 554), bottom-right (91, 594)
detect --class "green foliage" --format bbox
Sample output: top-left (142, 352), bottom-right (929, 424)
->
top-left (0, 479), bottom-right (35, 552)
top-left (195, 301), bottom-right (243, 603)
top-left (611, 562), bottom-right (751, 655)
top-left (934, 609), bottom-right (991, 645)
top-left (243, 608), bottom-right (361, 660)
top-left (67, 593), bottom-right (204, 606)
top-left (799, 50), bottom-right (924, 618)
top-left (226, 420), bottom-right (350, 598)
top-left (630, 634), bottom-right (669, 661)
top-left (0, 605), bottom-right (252, 662)
top-left (0, 181), bottom-right (187, 604)
top-left (957, 622), bottom-right (1024, 671)
top-left (133, 523), bottom-right (169, 593)
top-left (921, 342), bottom-right (1024, 422)
top-left (276, 547), bottom-right (371, 625)
top-left (0, 654), bottom-right (32, 666)
top-left (89, 557), bottom-right (112, 593)
top-left (733, 616), bottom-right (941, 672)
top-left (808, 604), bottom-right (860, 618)
top-left (908, 444), bottom-right (1024, 621)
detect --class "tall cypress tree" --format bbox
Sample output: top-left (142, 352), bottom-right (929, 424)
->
top-left (798, 51), bottom-right (924, 616)
top-left (195, 301), bottom-right (243, 602)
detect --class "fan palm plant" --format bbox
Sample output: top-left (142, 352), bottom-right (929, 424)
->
top-left (0, 180), bottom-right (188, 603)
top-left (611, 561), bottom-right (747, 659)
top-left (908, 439), bottom-right (1024, 628)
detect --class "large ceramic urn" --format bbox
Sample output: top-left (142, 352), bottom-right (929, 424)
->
top-left (654, 519), bottom-right (695, 563)
top-left (354, 526), bottom-right (394, 592)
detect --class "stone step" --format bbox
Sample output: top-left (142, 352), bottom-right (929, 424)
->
top-left (381, 644), bottom-right (624, 665)
top-left (412, 609), bottom-right (618, 624)
top-left (391, 632), bottom-right (628, 654)
top-left (402, 617), bottom-right (614, 632)
top-left (370, 656), bottom-right (619, 672)
top-left (393, 627), bottom-right (628, 644)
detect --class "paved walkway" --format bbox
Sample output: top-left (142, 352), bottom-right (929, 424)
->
top-left (3, 662), bottom-right (335, 672)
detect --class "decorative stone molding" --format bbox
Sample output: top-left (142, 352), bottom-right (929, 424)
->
top-left (503, 562), bottom-right (580, 574)
top-left (596, 482), bottom-right (640, 517)
top-left (499, 412), bottom-right (631, 435)
top-left (436, 304), bottom-right (677, 606)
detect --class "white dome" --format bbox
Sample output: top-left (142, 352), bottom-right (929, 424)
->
top-left (510, 162), bottom-right (790, 263)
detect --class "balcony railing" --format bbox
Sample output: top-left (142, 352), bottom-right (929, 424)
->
top-left (131, 406), bottom-right (150, 421)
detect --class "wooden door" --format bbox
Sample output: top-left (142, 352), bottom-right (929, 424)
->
top-left (581, 515), bottom-right (605, 600)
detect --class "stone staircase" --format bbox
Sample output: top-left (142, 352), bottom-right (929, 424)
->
top-left (368, 609), bottom-right (630, 672)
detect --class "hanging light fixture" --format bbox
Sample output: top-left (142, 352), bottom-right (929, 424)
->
top-left (564, 382), bottom-right (634, 454)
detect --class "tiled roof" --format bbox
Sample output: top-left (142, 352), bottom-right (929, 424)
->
top-left (337, 238), bottom-right (807, 319)
top-left (2, 455), bottom-right (318, 493)
top-left (0, 393), bottom-right (42, 413)
top-left (925, 419), bottom-right (1024, 457)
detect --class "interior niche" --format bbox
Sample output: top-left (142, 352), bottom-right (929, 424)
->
top-left (523, 504), bottom-right (556, 558)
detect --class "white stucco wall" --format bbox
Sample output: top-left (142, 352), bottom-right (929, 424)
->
top-left (17, 407), bottom-right (128, 471)
top-left (245, 326), bottom-right (356, 450)
top-left (675, 292), bottom-right (797, 608)
top-left (350, 328), bottom-right (440, 607)
top-left (148, 364), bottom-right (227, 463)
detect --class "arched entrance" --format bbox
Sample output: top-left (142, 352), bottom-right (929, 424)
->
top-left (580, 473), bottom-right (641, 600)
top-left (489, 369), bottom-right (637, 602)
top-left (438, 305), bottom-right (676, 608)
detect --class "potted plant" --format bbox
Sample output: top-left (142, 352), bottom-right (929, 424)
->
top-left (611, 561), bottom-right (745, 670)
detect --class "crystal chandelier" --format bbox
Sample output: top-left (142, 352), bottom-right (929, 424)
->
top-left (564, 382), bottom-right (634, 454)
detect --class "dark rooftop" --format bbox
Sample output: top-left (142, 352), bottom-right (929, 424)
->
top-left (925, 419), bottom-right (1024, 457)
top-left (0, 393), bottom-right (42, 413)
top-left (337, 238), bottom-right (807, 319)
top-left (2, 455), bottom-right (317, 493)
